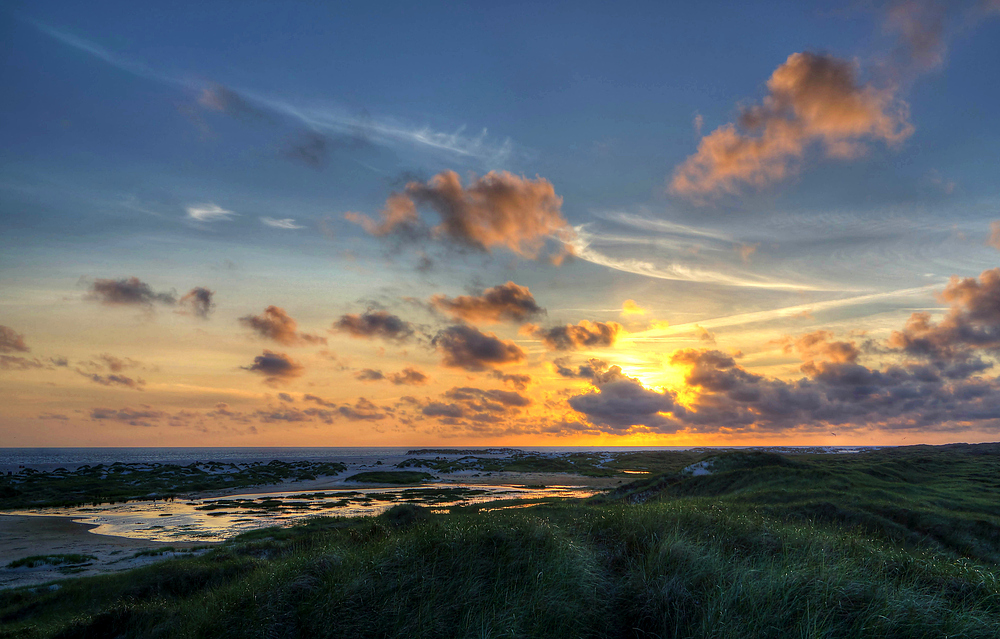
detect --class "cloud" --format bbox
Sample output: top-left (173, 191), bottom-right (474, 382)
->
top-left (179, 287), bottom-right (215, 319)
top-left (621, 300), bottom-right (646, 316)
top-left (198, 84), bottom-right (271, 120)
top-left (781, 330), bottom-right (860, 365)
top-left (242, 350), bottom-right (305, 384)
top-left (333, 310), bottom-right (414, 341)
top-left (671, 52), bottom-right (913, 198)
top-left (389, 367), bottom-right (430, 386)
top-left (430, 281), bottom-right (544, 324)
top-left (77, 371), bottom-right (146, 390)
top-left (261, 217), bottom-right (305, 229)
top-left (553, 357), bottom-right (609, 379)
top-left (0, 356), bottom-right (44, 371)
top-left (347, 171), bottom-right (574, 259)
top-left (490, 371), bottom-right (532, 390)
top-left (431, 325), bottom-right (527, 371)
top-left (86, 277), bottom-right (176, 306)
top-left (355, 368), bottom-right (385, 382)
top-left (240, 306), bottom-right (326, 346)
top-left (695, 325), bottom-right (717, 345)
top-left (884, 0), bottom-right (948, 74)
top-left (568, 365), bottom-right (679, 431)
top-left (90, 406), bottom-right (166, 427)
top-left (888, 268), bottom-right (1000, 372)
top-left (186, 204), bottom-right (237, 222)
top-left (536, 321), bottom-right (623, 351)
top-left (0, 326), bottom-right (29, 353)
top-left (339, 398), bottom-right (387, 421)
top-left (987, 221), bottom-right (1000, 250)
top-left (416, 385), bottom-right (532, 423)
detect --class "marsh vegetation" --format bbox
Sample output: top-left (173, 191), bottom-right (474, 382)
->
top-left (2, 445), bottom-right (999, 638)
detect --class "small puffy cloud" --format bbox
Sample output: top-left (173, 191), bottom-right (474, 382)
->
top-left (339, 398), bottom-right (387, 421)
top-left (490, 371), bottom-right (531, 390)
top-left (240, 306), bottom-right (326, 346)
top-left (670, 52), bottom-right (912, 198)
top-left (186, 204), bottom-right (237, 222)
top-left (737, 243), bottom-right (759, 264)
top-left (261, 217), bottom-right (304, 229)
top-left (334, 310), bottom-right (414, 342)
top-left (347, 170), bottom-right (574, 259)
top-left (179, 287), bottom-right (215, 319)
top-left (782, 330), bottom-right (860, 364)
top-left (86, 277), bottom-right (176, 306)
top-left (243, 350), bottom-right (305, 384)
top-left (621, 300), bottom-right (646, 316)
top-left (389, 367), bottom-right (430, 386)
top-left (430, 281), bottom-right (544, 324)
top-left (0, 326), bottom-right (29, 353)
top-left (553, 357), bottom-right (609, 379)
top-left (537, 320), bottom-right (623, 351)
top-left (695, 325), bottom-right (717, 345)
top-left (355, 368), bottom-right (385, 382)
top-left (432, 325), bottom-right (527, 371)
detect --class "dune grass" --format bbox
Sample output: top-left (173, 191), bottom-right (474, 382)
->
top-left (2, 445), bottom-right (1000, 638)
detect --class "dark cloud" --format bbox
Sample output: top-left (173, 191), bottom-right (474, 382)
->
top-left (568, 366), bottom-right (679, 431)
top-left (179, 287), bottom-right (215, 319)
top-left (432, 325), bottom-right (526, 371)
top-left (355, 368), bottom-right (385, 382)
top-left (277, 393), bottom-right (295, 402)
top-left (389, 367), bottom-right (430, 386)
top-left (430, 281), bottom-right (544, 324)
top-left (537, 321), bottom-right (623, 351)
top-left (490, 371), bottom-right (532, 390)
top-left (416, 385), bottom-right (531, 423)
top-left (553, 357), bottom-right (609, 379)
top-left (242, 350), bottom-right (305, 384)
top-left (339, 398), bottom-right (387, 421)
top-left (240, 306), bottom-right (326, 346)
top-left (86, 277), bottom-right (176, 307)
top-left (346, 170), bottom-right (574, 260)
top-left (90, 406), bottom-right (166, 427)
top-left (0, 326), bottom-right (29, 353)
top-left (77, 371), bottom-right (146, 390)
top-left (334, 310), bottom-right (414, 342)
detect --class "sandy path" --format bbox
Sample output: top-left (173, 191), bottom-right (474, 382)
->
top-left (0, 514), bottom-right (210, 590)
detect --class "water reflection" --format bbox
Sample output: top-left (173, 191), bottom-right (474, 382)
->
top-left (3, 484), bottom-right (598, 542)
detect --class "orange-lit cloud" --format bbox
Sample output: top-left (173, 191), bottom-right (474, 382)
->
top-left (536, 321), bottom-right (623, 351)
top-left (347, 170), bottom-right (574, 258)
top-left (242, 350), bottom-right (305, 385)
top-left (0, 326), bottom-right (29, 353)
top-left (334, 310), bottom-right (415, 342)
top-left (671, 52), bottom-right (913, 198)
top-left (432, 324), bottom-right (526, 371)
top-left (240, 306), bottom-right (326, 346)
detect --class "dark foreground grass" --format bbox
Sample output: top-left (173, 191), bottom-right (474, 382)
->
top-left (2, 445), bottom-right (1000, 638)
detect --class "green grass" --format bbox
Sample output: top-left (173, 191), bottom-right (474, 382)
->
top-left (344, 471), bottom-right (435, 484)
top-left (0, 460), bottom-right (347, 509)
top-left (6, 555), bottom-right (96, 569)
top-left (3, 444), bottom-right (1000, 638)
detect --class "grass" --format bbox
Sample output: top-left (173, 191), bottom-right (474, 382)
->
top-left (0, 460), bottom-right (347, 509)
top-left (6, 555), bottom-right (96, 569)
top-left (2, 444), bottom-right (1000, 637)
top-left (344, 471), bottom-right (436, 484)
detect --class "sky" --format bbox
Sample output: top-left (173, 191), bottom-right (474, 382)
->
top-left (2, 0), bottom-right (1000, 447)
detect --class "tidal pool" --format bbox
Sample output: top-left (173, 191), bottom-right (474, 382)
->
top-left (2, 484), bottom-right (598, 542)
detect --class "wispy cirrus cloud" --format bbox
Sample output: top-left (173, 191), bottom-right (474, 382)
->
top-left (260, 217), bottom-right (304, 229)
top-left (186, 204), bottom-right (237, 222)
top-left (29, 21), bottom-right (515, 167)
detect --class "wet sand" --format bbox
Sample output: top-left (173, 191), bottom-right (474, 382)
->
top-left (0, 515), bottom-right (210, 590)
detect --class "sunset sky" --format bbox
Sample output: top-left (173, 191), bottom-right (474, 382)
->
top-left (3, 1), bottom-right (1000, 447)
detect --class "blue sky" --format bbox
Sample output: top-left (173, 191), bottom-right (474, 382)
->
top-left (3, 1), bottom-right (1000, 446)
